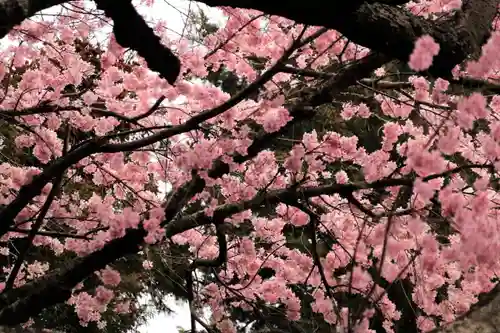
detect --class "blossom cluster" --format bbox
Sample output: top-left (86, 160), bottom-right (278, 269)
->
top-left (1, 1), bottom-right (500, 332)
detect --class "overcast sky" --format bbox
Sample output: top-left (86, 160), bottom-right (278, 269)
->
top-left (138, 295), bottom-right (191, 333)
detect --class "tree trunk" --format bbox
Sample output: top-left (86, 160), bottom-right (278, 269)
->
top-left (430, 285), bottom-right (500, 333)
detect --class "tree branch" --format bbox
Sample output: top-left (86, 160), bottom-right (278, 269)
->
top-left (187, 220), bottom-right (227, 333)
top-left (0, 49), bottom-right (485, 323)
top-left (280, 64), bottom-right (500, 95)
top-left (4, 126), bottom-right (70, 290)
top-left (0, 0), bottom-right (496, 83)
top-left (197, 0), bottom-right (498, 77)
top-left (7, 227), bottom-right (105, 240)
top-left (99, 25), bottom-right (310, 153)
top-left (94, 0), bottom-right (181, 84)
top-left (0, 160), bottom-right (489, 325)
top-left (289, 200), bottom-right (341, 315)
top-left (0, 31), bottom-right (312, 241)
top-left (0, 0), bottom-right (65, 38)
top-left (429, 284), bottom-right (500, 333)
top-left (0, 137), bottom-right (107, 238)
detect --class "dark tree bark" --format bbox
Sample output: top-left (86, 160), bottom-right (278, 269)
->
top-left (0, 0), bottom-right (496, 78)
top-left (0, 0), bottom-right (65, 37)
top-left (196, 0), bottom-right (497, 77)
top-left (95, 0), bottom-right (181, 84)
top-left (429, 285), bottom-right (500, 333)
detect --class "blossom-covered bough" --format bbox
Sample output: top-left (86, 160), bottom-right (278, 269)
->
top-left (0, 0), bottom-right (499, 332)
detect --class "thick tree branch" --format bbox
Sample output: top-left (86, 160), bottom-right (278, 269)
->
top-left (430, 285), bottom-right (500, 333)
top-left (94, 0), bottom-right (181, 84)
top-left (239, 53), bottom-right (389, 166)
top-left (190, 222), bottom-right (227, 270)
top-left (0, 0), bottom-right (181, 93)
top-left (0, 0), bottom-right (496, 84)
top-left (0, 229), bottom-right (146, 325)
top-left (0, 0), bottom-right (65, 38)
top-left (196, 0), bottom-right (498, 77)
top-left (280, 64), bottom-right (500, 95)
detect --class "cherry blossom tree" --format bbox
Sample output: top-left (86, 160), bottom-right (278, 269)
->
top-left (1, 0), bottom-right (500, 333)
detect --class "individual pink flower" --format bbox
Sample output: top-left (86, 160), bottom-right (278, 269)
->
top-left (142, 260), bottom-right (153, 270)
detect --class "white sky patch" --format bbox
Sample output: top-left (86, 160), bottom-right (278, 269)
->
top-left (138, 295), bottom-right (191, 333)
top-left (138, 293), bottom-right (212, 333)
top-left (139, 0), bottom-right (226, 36)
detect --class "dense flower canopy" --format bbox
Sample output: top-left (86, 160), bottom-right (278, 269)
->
top-left (1, 0), bottom-right (500, 332)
